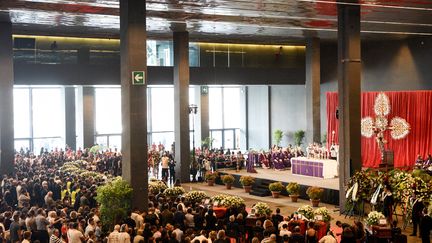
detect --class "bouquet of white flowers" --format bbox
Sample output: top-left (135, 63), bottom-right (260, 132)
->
top-left (366, 211), bottom-right (385, 226)
top-left (222, 196), bottom-right (245, 208)
top-left (184, 191), bottom-right (207, 203)
top-left (148, 180), bottom-right (168, 195)
top-left (80, 171), bottom-right (103, 180)
top-left (253, 202), bottom-right (272, 216)
top-left (60, 161), bottom-right (84, 173)
top-left (163, 187), bottom-right (185, 197)
top-left (297, 205), bottom-right (314, 220)
top-left (314, 207), bottom-right (331, 222)
top-left (211, 194), bottom-right (229, 203)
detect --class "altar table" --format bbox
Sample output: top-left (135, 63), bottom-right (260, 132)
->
top-left (291, 157), bottom-right (338, 178)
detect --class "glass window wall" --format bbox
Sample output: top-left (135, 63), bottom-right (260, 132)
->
top-left (209, 86), bottom-right (242, 150)
top-left (13, 87), bottom-right (65, 153)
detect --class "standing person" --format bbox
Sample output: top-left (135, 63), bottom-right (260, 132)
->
top-left (411, 193), bottom-right (424, 236)
top-left (381, 185), bottom-right (394, 222)
top-left (420, 207), bottom-right (432, 243)
top-left (9, 213), bottom-right (21, 243)
top-left (35, 209), bottom-right (50, 243)
top-left (161, 153), bottom-right (170, 181)
top-left (67, 222), bottom-right (86, 243)
top-left (169, 158), bottom-right (176, 185)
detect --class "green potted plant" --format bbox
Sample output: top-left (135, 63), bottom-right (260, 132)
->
top-left (221, 174), bottom-right (235, 189)
top-left (293, 130), bottom-right (305, 147)
top-left (205, 171), bottom-right (219, 186)
top-left (306, 186), bottom-right (324, 207)
top-left (201, 137), bottom-right (215, 150)
top-left (239, 175), bottom-right (255, 193)
top-left (273, 129), bottom-right (284, 147)
top-left (96, 178), bottom-right (133, 232)
top-left (268, 182), bottom-right (285, 198)
top-left (286, 182), bottom-right (300, 202)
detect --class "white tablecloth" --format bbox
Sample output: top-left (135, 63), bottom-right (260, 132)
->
top-left (291, 157), bottom-right (338, 179)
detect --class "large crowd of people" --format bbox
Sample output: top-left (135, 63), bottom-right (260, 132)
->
top-left (2, 146), bottom-right (431, 243)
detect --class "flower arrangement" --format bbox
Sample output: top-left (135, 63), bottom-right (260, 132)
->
top-left (60, 161), bottom-right (84, 173)
top-left (239, 176), bottom-right (255, 186)
top-left (306, 186), bottom-right (323, 200)
top-left (286, 182), bottom-right (300, 195)
top-left (221, 174), bottom-right (235, 184)
top-left (366, 211), bottom-right (385, 226)
top-left (297, 205), bottom-right (314, 220)
top-left (346, 169), bottom-right (380, 205)
top-left (184, 191), bottom-right (207, 203)
top-left (80, 171), bottom-right (103, 180)
top-left (268, 182), bottom-right (285, 192)
top-left (148, 180), bottom-right (168, 195)
top-left (212, 194), bottom-right (229, 203)
top-left (253, 202), bottom-right (272, 216)
top-left (314, 207), bottom-right (331, 222)
top-left (211, 194), bottom-right (245, 209)
top-left (163, 187), bottom-right (185, 197)
top-left (205, 171), bottom-right (219, 181)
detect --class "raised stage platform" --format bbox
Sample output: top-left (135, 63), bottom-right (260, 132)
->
top-left (216, 168), bottom-right (340, 205)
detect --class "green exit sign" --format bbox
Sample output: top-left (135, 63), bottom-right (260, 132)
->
top-left (132, 71), bottom-right (145, 85)
top-left (201, 85), bottom-right (209, 95)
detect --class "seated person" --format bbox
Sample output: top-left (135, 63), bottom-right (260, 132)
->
top-left (289, 226), bottom-right (304, 243)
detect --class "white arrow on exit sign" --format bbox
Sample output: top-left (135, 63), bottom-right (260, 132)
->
top-left (132, 71), bottom-right (145, 85)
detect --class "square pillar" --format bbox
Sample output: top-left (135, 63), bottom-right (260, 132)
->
top-left (199, 86), bottom-right (210, 144)
top-left (82, 87), bottom-right (95, 148)
top-left (65, 87), bottom-right (76, 150)
top-left (120, 0), bottom-right (148, 210)
top-left (173, 30), bottom-right (190, 182)
top-left (337, 1), bottom-right (362, 209)
top-left (306, 38), bottom-right (321, 144)
top-left (0, 21), bottom-right (15, 175)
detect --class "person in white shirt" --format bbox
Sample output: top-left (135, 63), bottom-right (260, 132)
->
top-left (108, 225), bottom-right (121, 243)
top-left (318, 231), bottom-right (337, 243)
top-left (161, 153), bottom-right (170, 180)
top-left (192, 230), bottom-right (210, 243)
top-left (118, 224), bottom-right (131, 243)
top-left (133, 229), bottom-right (145, 243)
top-left (278, 217), bottom-right (290, 231)
top-left (279, 224), bottom-right (291, 237)
top-left (85, 218), bottom-right (96, 237)
top-left (68, 222), bottom-right (86, 243)
top-left (173, 224), bottom-right (184, 242)
top-left (185, 208), bottom-right (195, 228)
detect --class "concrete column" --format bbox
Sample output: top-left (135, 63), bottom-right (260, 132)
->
top-left (199, 86), bottom-right (210, 144)
top-left (306, 38), bottom-right (321, 144)
top-left (82, 87), bottom-right (95, 148)
top-left (120, 0), bottom-right (148, 210)
top-left (337, 1), bottom-right (362, 209)
top-left (65, 87), bottom-right (76, 150)
top-left (0, 21), bottom-right (14, 175)
top-left (173, 30), bottom-right (190, 182)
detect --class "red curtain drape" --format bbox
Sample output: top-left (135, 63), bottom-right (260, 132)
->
top-left (327, 91), bottom-right (432, 168)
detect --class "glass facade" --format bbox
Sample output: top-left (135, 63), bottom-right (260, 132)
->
top-left (209, 86), bottom-right (242, 150)
top-left (13, 87), bottom-right (65, 153)
top-left (95, 88), bottom-right (122, 149)
top-left (12, 85), bottom-right (243, 152)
